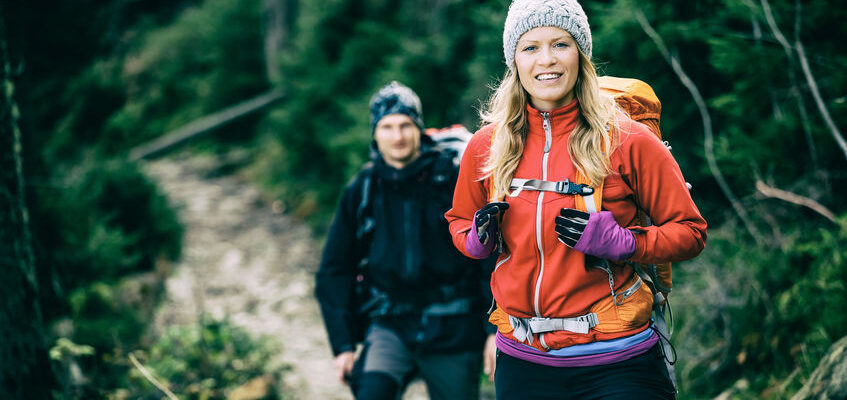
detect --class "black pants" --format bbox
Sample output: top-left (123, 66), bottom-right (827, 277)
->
top-left (495, 344), bottom-right (676, 400)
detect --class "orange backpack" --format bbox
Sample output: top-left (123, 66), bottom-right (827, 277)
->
top-left (598, 77), bottom-right (679, 390)
top-left (597, 76), bottom-right (674, 304)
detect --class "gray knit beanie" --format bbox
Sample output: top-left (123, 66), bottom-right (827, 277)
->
top-left (368, 81), bottom-right (424, 134)
top-left (503, 0), bottom-right (592, 69)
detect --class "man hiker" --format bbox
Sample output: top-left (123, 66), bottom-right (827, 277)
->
top-left (315, 81), bottom-right (495, 400)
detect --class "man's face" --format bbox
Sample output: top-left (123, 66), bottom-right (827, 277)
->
top-left (374, 113), bottom-right (421, 169)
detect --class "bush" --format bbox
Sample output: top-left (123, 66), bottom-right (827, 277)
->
top-left (123, 319), bottom-right (279, 400)
top-left (33, 158), bottom-right (183, 397)
top-left (35, 158), bottom-right (182, 299)
top-left (673, 217), bottom-right (847, 399)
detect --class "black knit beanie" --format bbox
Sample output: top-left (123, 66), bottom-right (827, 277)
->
top-left (368, 81), bottom-right (425, 134)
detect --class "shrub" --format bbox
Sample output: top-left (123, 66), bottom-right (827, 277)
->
top-left (673, 217), bottom-right (847, 399)
top-left (124, 319), bottom-right (279, 400)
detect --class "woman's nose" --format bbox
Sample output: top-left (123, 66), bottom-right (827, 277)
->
top-left (538, 46), bottom-right (555, 65)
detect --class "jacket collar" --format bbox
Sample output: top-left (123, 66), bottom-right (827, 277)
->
top-left (526, 99), bottom-right (580, 137)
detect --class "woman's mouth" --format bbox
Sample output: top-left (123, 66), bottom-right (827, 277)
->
top-left (536, 73), bottom-right (562, 81)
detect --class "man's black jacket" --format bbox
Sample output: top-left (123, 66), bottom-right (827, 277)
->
top-left (315, 147), bottom-right (494, 356)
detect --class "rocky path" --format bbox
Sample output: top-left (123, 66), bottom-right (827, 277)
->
top-left (143, 153), bottom-right (429, 399)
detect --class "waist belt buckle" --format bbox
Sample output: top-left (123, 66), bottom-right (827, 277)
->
top-left (579, 313), bottom-right (599, 327)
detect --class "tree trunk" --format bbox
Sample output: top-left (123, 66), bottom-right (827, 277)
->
top-left (0, 5), bottom-right (54, 398)
top-left (263, 0), bottom-right (297, 83)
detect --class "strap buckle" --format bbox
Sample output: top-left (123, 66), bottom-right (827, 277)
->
top-left (559, 180), bottom-right (595, 196)
top-left (554, 179), bottom-right (594, 196)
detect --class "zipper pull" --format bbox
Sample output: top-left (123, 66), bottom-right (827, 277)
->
top-left (541, 112), bottom-right (552, 153)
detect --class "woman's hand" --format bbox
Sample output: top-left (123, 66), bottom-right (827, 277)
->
top-left (555, 208), bottom-right (635, 261)
top-left (466, 202), bottom-right (509, 258)
top-left (475, 202), bottom-right (509, 244)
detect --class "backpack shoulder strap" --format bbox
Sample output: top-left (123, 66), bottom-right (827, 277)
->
top-left (431, 148), bottom-right (459, 186)
top-left (355, 164), bottom-right (376, 241)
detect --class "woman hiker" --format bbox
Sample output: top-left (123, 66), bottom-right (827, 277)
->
top-left (445, 0), bottom-right (708, 398)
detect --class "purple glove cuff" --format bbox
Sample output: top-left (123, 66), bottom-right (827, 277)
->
top-left (574, 211), bottom-right (636, 261)
top-left (465, 213), bottom-right (495, 259)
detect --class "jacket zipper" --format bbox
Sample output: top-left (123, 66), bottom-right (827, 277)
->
top-left (487, 254), bottom-right (512, 315)
top-left (532, 112), bottom-right (553, 317)
top-left (404, 200), bottom-right (414, 279)
top-left (494, 254), bottom-right (511, 273)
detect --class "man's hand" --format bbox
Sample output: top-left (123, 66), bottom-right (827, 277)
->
top-left (334, 351), bottom-right (356, 385)
top-left (483, 334), bottom-right (497, 382)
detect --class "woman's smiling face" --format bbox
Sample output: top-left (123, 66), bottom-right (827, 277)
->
top-left (514, 26), bottom-right (581, 111)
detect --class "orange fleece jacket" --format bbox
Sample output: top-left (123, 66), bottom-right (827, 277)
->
top-left (445, 100), bottom-right (707, 347)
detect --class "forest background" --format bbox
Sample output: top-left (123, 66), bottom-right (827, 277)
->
top-left (1, 0), bottom-right (846, 399)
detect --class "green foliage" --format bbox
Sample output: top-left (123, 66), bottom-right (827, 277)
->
top-left (46, 59), bottom-right (126, 163)
top-left (68, 282), bottom-right (149, 350)
top-left (104, 0), bottom-right (268, 152)
top-left (25, 158), bottom-right (181, 396)
top-left (254, 0), bottom-right (511, 230)
top-left (50, 338), bottom-right (96, 361)
top-left (45, 276), bottom-right (165, 398)
top-left (35, 159), bottom-right (181, 295)
top-left (33, 0), bottom-right (268, 164)
top-left (592, 0), bottom-right (847, 222)
top-left (23, 0), bottom-right (272, 395)
top-left (123, 319), bottom-right (279, 400)
top-left (673, 218), bottom-right (847, 399)
top-left (23, 0), bottom-right (201, 160)
top-left (28, 158), bottom-right (180, 395)
top-left (586, 2), bottom-right (847, 396)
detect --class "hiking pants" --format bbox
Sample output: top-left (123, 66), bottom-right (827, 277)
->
top-left (494, 343), bottom-right (676, 400)
top-left (352, 323), bottom-right (482, 400)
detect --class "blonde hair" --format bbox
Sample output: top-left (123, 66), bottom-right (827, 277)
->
top-left (481, 51), bottom-right (616, 201)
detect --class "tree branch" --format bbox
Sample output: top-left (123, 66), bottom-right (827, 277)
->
top-left (128, 353), bottom-right (179, 400)
top-left (759, 0), bottom-right (847, 162)
top-left (794, 39), bottom-right (847, 162)
top-left (754, 180), bottom-right (838, 224)
top-left (790, 0), bottom-right (819, 168)
top-left (747, 0), bottom-right (819, 167)
top-left (634, 10), bottom-right (765, 246)
top-left (759, 0), bottom-right (791, 55)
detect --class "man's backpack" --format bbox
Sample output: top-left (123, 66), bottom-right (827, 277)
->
top-left (424, 124), bottom-right (474, 165)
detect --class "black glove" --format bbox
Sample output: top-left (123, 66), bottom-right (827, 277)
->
top-left (554, 208), bottom-right (590, 247)
top-left (474, 202), bottom-right (509, 244)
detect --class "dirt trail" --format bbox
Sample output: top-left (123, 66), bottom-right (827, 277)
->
top-left (143, 153), bottom-right (429, 399)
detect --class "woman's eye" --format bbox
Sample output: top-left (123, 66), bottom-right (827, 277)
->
top-left (555, 42), bottom-right (569, 48)
top-left (522, 45), bottom-right (537, 52)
